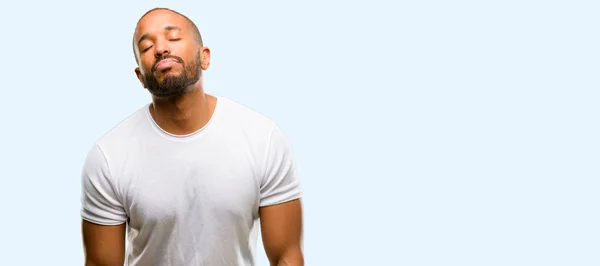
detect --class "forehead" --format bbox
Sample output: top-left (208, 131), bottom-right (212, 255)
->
top-left (134, 10), bottom-right (189, 39)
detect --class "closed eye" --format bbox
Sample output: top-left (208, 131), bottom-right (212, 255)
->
top-left (170, 38), bottom-right (181, 41)
top-left (142, 46), bottom-right (153, 53)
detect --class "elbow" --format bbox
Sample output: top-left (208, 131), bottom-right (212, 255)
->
top-left (272, 247), bottom-right (304, 266)
top-left (84, 257), bottom-right (123, 266)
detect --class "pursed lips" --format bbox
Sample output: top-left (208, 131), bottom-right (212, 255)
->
top-left (153, 58), bottom-right (179, 72)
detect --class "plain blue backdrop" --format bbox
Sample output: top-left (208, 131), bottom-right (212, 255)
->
top-left (0, 0), bottom-right (598, 265)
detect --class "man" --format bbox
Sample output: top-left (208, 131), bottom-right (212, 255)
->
top-left (80, 7), bottom-right (304, 266)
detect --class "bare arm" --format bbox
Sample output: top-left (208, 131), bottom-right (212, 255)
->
top-left (260, 199), bottom-right (304, 266)
top-left (82, 220), bottom-right (126, 266)
top-left (80, 144), bottom-right (128, 265)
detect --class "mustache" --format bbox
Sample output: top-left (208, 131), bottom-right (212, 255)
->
top-left (151, 55), bottom-right (184, 72)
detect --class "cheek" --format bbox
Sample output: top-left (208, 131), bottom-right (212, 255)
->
top-left (172, 46), bottom-right (196, 62)
top-left (140, 57), bottom-right (155, 73)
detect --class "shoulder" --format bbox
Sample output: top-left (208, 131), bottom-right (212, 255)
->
top-left (94, 104), bottom-right (151, 150)
top-left (216, 96), bottom-right (280, 135)
top-left (83, 104), bottom-right (151, 170)
top-left (215, 95), bottom-right (293, 161)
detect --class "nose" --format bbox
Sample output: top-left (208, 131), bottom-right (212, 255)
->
top-left (154, 40), bottom-right (170, 59)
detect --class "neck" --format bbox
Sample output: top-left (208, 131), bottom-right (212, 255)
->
top-left (149, 83), bottom-right (217, 136)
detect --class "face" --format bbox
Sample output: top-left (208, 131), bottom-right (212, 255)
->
top-left (133, 10), bottom-right (210, 97)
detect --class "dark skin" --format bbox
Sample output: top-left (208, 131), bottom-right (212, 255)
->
top-left (82, 8), bottom-right (304, 266)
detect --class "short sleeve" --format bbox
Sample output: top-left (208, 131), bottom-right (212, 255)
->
top-left (80, 144), bottom-right (127, 225)
top-left (259, 125), bottom-right (302, 207)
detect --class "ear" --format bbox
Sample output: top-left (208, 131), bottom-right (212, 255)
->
top-left (200, 46), bottom-right (211, 70)
top-left (135, 67), bottom-right (147, 88)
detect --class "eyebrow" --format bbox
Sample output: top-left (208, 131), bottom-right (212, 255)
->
top-left (137, 25), bottom-right (183, 46)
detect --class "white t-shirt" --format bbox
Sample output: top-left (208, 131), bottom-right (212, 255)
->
top-left (80, 96), bottom-right (302, 266)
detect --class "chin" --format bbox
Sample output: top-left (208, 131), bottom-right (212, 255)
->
top-left (157, 70), bottom-right (181, 79)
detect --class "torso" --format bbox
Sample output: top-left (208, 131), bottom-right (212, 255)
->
top-left (96, 96), bottom-right (277, 265)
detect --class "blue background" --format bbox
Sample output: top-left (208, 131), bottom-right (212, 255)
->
top-left (0, 0), bottom-right (598, 265)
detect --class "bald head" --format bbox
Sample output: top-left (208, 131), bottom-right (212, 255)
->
top-left (133, 8), bottom-right (203, 64)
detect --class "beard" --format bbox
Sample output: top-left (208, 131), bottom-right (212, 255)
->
top-left (142, 52), bottom-right (202, 97)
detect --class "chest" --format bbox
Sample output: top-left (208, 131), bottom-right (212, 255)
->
top-left (117, 143), bottom-right (261, 229)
